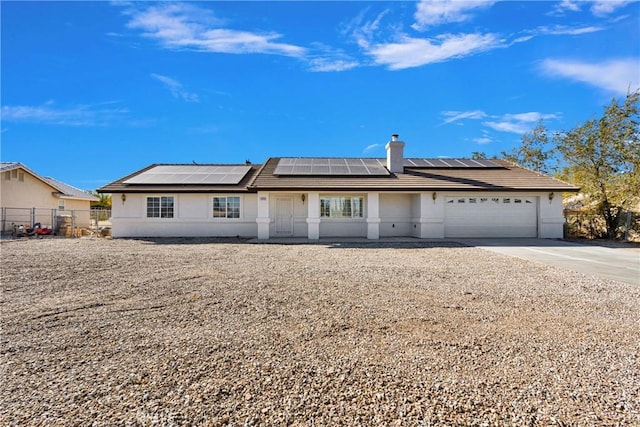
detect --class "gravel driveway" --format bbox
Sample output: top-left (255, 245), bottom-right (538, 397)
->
top-left (1, 237), bottom-right (639, 425)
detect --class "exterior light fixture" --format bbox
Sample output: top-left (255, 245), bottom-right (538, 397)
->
top-left (548, 192), bottom-right (554, 202)
top-left (301, 194), bottom-right (306, 204)
top-left (121, 194), bottom-right (127, 204)
top-left (432, 192), bottom-right (437, 202)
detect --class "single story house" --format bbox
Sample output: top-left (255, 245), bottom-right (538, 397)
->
top-left (1, 162), bottom-right (98, 231)
top-left (99, 135), bottom-right (579, 240)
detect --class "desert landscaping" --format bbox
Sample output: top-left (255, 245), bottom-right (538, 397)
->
top-left (1, 237), bottom-right (639, 425)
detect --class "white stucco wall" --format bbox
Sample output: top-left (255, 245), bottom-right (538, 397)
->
top-left (379, 193), bottom-right (413, 237)
top-left (111, 193), bottom-right (258, 238)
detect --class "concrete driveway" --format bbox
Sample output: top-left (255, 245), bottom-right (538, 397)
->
top-left (456, 238), bottom-right (639, 286)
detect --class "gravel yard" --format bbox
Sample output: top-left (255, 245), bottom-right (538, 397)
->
top-left (1, 237), bottom-right (639, 426)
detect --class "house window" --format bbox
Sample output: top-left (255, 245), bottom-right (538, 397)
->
top-left (469, 198), bottom-right (477, 203)
top-left (11, 170), bottom-right (18, 179)
top-left (320, 197), bottom-right (364, 218)
top-left (147, 196), bottom-right (174, 218)
top-left (4, 171), bottom-right (10, 181)
top-left (213, 196), bottom-right (240, 218)
top-left (503, 198), bottom-right (511, 204)
top-left (58, 200), bottom-right (65, 210)
top-left (514, 198), bottom-right (522, 204)
top-left (18, 172), bottom-right (24, 182)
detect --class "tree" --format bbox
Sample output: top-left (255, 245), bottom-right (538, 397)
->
top-left (556, 90), bottom-right (640, 238)
top-left (471, 151), bottom-right (487, 160)
top-left (501, 120), bottom-right (556, 174)
top-left (91, 192), bottom-right (112, 209)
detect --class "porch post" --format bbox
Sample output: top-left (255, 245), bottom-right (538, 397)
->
top-left (367, 192), bottom-right (380, 239)
top-left (418, 192), bottom-right (445, 238)
top-left (306, 192), bottom-right (320, 240)
top-left (256, 192), bottom-right (270, 239)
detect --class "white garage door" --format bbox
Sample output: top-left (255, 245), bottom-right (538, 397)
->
top-left (444, 196), bottom-right (538, 238)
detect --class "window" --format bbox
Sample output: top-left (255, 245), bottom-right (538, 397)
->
top-left (503, 198), bottom-right (511, 204)
top-left (11, 170), bottom-right (18, 179)
top-left (4, 171), bottom-right (10, 181)
top-left (147, 196), bottom-right (174, 218)
top-left (514, 198), bottom-right (522, 204)
top-left (18, 172), bottom-right (24, 182)
top-left (213, 196), bottom-right (240, 218)
top-left (320, 197), bottom-right (364, 218)
top-left (469, 198), bottom-right (477, 204)
top-left (58, 200), bottom-right (65, 210)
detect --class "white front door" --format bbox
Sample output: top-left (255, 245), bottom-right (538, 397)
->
top-left (275, 197), bottom-right (293, 236)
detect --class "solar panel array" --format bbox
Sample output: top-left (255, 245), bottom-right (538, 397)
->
top-left (404, 158), bottom-right (501, 168)
top-left (123, 165), bottom-right (252, 185)
top-left (274, 158), bottom-right (390, 176)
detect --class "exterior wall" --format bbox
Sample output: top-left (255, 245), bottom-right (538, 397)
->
top-left (1, 169), bottom-right (59, 209)
top-left (109, 190), bottom-right (567, 239)
top-left (111, 193), bottom-right (258, 238)
top-left (538, 192), bottom-right (565, 238)
top-left (379, 193), bottom-right (413, 237)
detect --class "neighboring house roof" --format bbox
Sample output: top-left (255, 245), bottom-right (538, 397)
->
top-left (100, 158), bottom-right (579, 193)
top-left (1, 162), bottom-right (98, 201)
top-left (99, 163), bottom-right (262, 193)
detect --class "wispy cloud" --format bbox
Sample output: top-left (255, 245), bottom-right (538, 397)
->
top-left (536, 25), bottom-right (605, 36)
top-left (363, 143), bottom-right (382, 154)
top-left (1, 100), bottom-right (128, 126)
top-left (441, 108), bottom-right (559, 134)
top-left (551, 0), bottom-right (633, 16)
top-left (367, 33), bottom-right (501, 70)
top-left (150, 73), bottom-right (199, 102)
top-left (124, 3), bottom-right (305, 57)
top-left (412, 0), bottom-right (496, 30)
top-left (540, 58), bottom-right (640, 95)
top-left (484, 112), bottom-right (560, 134)
top-left (441, 110), bottom-right (488, 125)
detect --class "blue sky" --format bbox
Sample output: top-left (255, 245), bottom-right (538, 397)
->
top-left (1, 1), bottom-right (639, 190)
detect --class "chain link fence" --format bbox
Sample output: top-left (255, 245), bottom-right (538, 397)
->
top-left (1, 207), bottom-right (111, 237)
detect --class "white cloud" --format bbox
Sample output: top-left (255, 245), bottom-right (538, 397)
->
top-left (368, 33), bottom-right (501, 70)
top-left (363, 143), bottom-right (382, 154)
top-left (540, 58), bottom-right (640, 95)
top-left (473, 136), bottom-right (492, 144)
top-left (537, 25), bottom-right (604, 36)
top-left (590, 1), bottom-right (634, 17)
top-left (551, 0), bottom-right (633, 17)
top-left (412, 0), bottom-right (496, 30)
top-left (1, 101), bottom-right (128, 126)
top-left (125, 3), bottom-right (305, 57)
top-left (150, 73), bottom-right (199, 102)
top-left (441, 110), bottom-right (488, 125)
top-left (484, 112), bottom-right (560, 134)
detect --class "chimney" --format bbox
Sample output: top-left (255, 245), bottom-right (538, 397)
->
top-left (385, 134), bottom-right (405, 173)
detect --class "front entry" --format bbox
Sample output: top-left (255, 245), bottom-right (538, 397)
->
top-left (275, 197), bottom-right (294, 236)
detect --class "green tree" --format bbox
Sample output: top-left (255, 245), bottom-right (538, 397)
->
top-left (556, 90), bottom-right (640, 238)
top-left (91, 192), bottom-right (112, 208)
top-left (471, 151), bottom-right (487, 160)
top-left (502, 120), bottom-right (555, 174)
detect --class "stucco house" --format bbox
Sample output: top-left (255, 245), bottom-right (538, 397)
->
top-left (99, 135), bottom-right (579, 240)
top-left (0, 162), bottom-right (98, 230)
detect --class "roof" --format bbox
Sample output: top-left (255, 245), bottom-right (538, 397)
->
top-left (249, 158), bottom-right (579, 192)
top-left (99, 163), bottom-right (262, 193)
top-left (100, 158), bottom-right (579, 193)
top-left (1, 162), bottom-right (98, 201)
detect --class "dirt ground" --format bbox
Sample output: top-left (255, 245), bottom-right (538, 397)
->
top-left (1, 237), bottom-right (639, 425)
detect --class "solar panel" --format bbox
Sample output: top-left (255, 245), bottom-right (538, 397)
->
top-left (123, 165), bottom-right (252, 184)
top-left (273, 158), bottom-right (390, 176)
top-left (404, 158), bottom-right (501, 168)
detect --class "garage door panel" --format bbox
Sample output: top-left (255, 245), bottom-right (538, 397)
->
top-left (445, 196), bottom-right (537, 238)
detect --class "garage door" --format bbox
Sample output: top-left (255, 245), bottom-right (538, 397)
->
top-left (444, 196), bottom-right (537, 238)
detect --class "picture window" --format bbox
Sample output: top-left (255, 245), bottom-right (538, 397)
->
top-left (213, 196), bottom-right (240, 218)
top-left (320, 196), bottom-right (364, 218)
